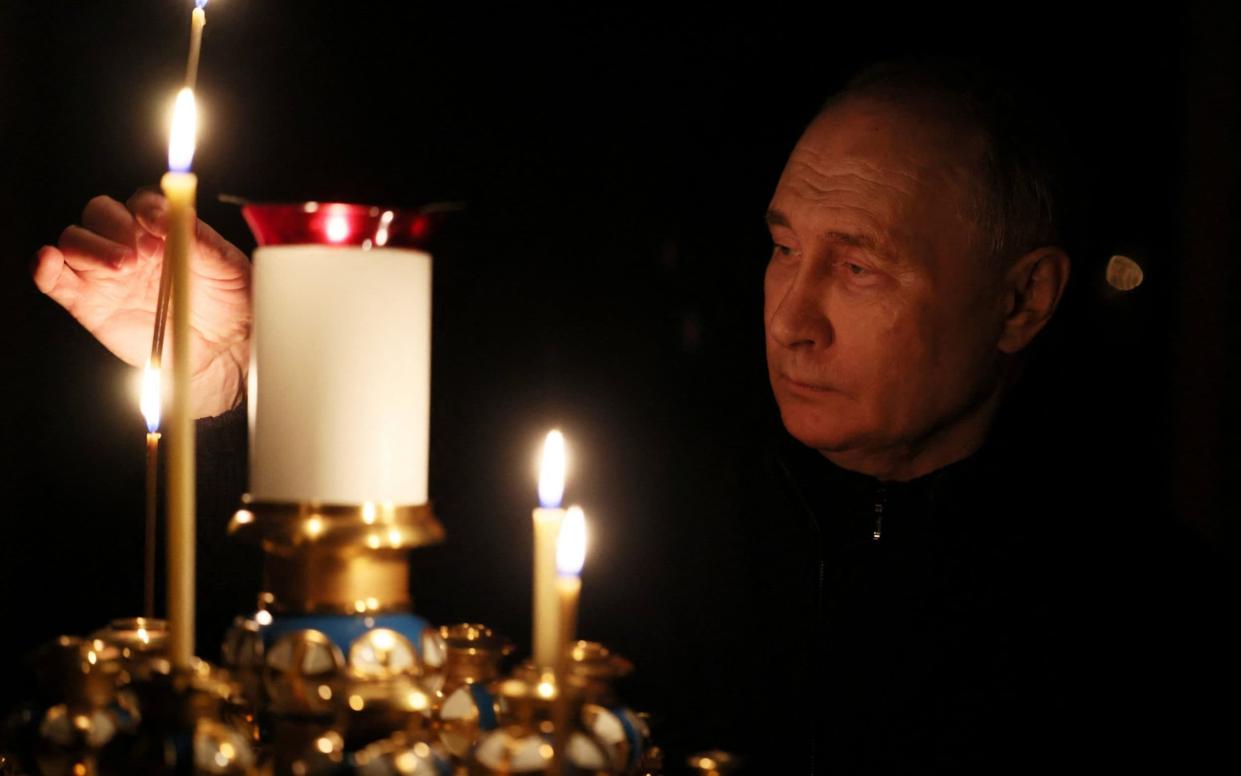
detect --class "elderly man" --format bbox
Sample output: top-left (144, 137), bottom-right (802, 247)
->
top-left (33, 60), bottom-right (1216, 772)
top-left (736, 63), bottom-right (1080, 770)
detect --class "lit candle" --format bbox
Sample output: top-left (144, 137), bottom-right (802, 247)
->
top-left (140, 361), bottom-right (162, 620)
top-left (146, 1), bottom-right (209, 378)
top-left (162, 87), bottom-right (198, 668)
top-left (185, 1), bottom-right (208, 90)
top-left (551, 505), bottom-right (587, 775)
top-left (556, 505), bottom-right (587, 670)
top-left (533, 430), bottom-right (567, 668)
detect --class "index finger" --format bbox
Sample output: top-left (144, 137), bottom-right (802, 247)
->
top-left (127, 186), bottom-right (169, 237)
top-left (81, 195), bottom-right (141, 249)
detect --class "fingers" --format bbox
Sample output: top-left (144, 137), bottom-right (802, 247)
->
top-left (194, 218), bottom-right (251, 278)
top-left (127, 187), bottom-right (169, 238)
top-left (31, 245), bottom-right (83, 302)
top-left (58, 224), bottom-right (135, 271)
top-left (81, 195), bottom-right (142, 252)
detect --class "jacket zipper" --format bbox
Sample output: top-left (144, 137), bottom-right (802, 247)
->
top-left (872, 485), bottom-right (887, 541)
top-left (774, 455), bottom-right (823, 775)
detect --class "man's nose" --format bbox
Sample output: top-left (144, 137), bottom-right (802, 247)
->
top-left (767, 262), bottom-right (834, 349)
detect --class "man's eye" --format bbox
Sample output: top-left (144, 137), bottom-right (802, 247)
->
top-left (846, 263), bottom-right (867, 275)
top-left (772, 243), bottom-right (795, 258)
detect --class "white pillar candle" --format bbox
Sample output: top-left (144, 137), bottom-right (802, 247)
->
top-left (249, 244), bottom-right (432, 505)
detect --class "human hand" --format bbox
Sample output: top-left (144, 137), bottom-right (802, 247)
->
top-left (32, 189), bottom-right (251, 419)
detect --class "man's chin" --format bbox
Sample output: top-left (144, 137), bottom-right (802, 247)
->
top-left (778, 403), bottom-right (867, 453)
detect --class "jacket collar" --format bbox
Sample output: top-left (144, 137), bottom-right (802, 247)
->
top-left (768, 394), bottom-right (1035, 544)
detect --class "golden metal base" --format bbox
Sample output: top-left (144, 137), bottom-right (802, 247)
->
top-left (263, 546), bottom-right (411, 614)
top-left (229, 496), bottom-right (444, 552)
top-left (228, 496), bottom-right (445, 613)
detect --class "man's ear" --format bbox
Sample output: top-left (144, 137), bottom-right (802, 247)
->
top-left (997, 246), bottom-right (1071, 354)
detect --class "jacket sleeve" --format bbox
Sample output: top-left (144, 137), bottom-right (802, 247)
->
top-left (194, 401), bottom-right (261, 659)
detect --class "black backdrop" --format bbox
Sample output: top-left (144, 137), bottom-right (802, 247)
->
top-left (2, 0), bottom-right (1238, 760)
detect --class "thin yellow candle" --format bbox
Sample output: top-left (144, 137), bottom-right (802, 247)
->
top-left (551, 505), bottom-right (587, 775)
top-left (162, 87), bottom-right (198, 668)
top-left (185, 2), bottom-right (208, 90)
top-left (147, 2), bottom-right (209, 371)
top-left (140, 362), bottom-right (162, 619)
top-left (533, 430), bottom-right (567, 668)
top-left (556, 505), bottom-right (587, 667)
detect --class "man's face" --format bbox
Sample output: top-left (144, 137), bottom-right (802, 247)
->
top-left (764, 98), bottom-right (1009, 465)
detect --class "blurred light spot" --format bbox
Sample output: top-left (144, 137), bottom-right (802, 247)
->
top-left (370, 627), bottom-right (392, 649)
top-left (1106, 255), bottom-right (1144, 292)
top-left (326, 214), bottom-right (349, 243)
top-left (348, 694), bottom-right (365, 711)
top-left (255, 610), bottom-right (273, 626)
top-left (395, 752), bottom-right (418, 772)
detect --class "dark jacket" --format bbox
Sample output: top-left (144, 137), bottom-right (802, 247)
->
top-left (720, 395), bottom-right (1234, 774)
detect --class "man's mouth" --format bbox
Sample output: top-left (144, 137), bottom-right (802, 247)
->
top-left (780, 373), bottom-right (836, 393)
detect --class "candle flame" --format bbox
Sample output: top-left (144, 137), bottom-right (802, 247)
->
top-left (538, 430), bottom-right (566, 508)
top-left (168, 87), bottom-right (197, 172)
top-left (141, 363), bottom-right (162, 432)
top-left (196, 0), bottom-right (209, 9)
top-left (556, 505), bottom-right (587, 576)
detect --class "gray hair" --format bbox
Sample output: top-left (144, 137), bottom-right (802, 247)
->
top-left (825, 58), bottom-right (1062, 267)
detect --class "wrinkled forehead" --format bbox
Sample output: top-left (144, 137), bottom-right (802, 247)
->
top-left (785, 99), bottom-right (986, 201)
top-left (771, 98), bottom-right (988, 262)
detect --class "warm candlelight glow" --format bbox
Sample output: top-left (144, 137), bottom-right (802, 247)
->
top-left (305, 516), bottom-right (324, 538)
top-left (557, 505), bottom-right (587, 577)
top-left (185, 2), bottom-right (209, 89)
top-left (325, 210), bottom-right (350, 243)
top-left (538, 430), bottom-right (567, 508)
top-left (168, 87), bottom-right (197, 173)
top-left (140, 362), bottom-right (162, 433)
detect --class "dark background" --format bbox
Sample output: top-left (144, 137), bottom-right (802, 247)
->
top-left (1, 0), bottom-right (1238, 761)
